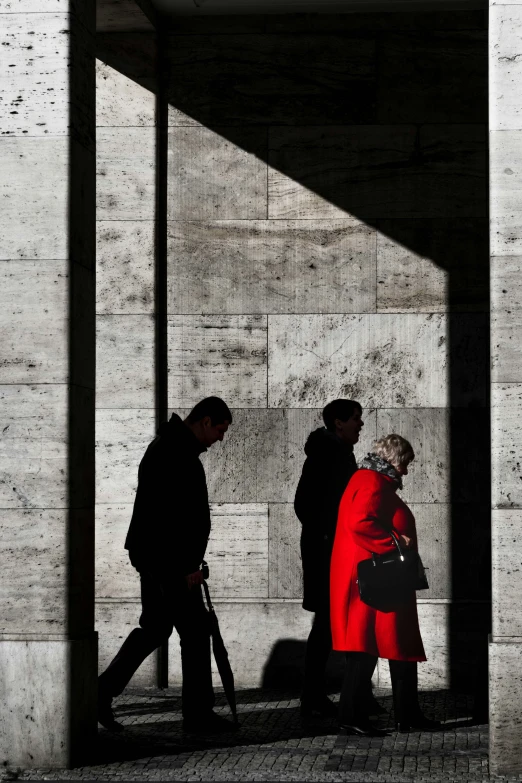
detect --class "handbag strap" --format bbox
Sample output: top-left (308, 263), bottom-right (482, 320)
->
top-left (370, 527), bottom-right (405, 561)
top-left (389, 529), bottom-right (405, 561)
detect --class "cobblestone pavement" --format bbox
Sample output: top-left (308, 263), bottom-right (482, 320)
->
top-left (7, 687), bottom-right (510, 782)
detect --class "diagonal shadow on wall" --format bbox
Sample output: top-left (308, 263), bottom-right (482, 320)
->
top-left (97, 8), bottom-right (490, 705)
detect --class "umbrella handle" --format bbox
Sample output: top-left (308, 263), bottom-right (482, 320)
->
top-left (202, 579), bottom-right (213, 612)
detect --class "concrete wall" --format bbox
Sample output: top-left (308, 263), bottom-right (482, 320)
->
top-left (0, 0), bottom-right (97, 767)
top-left (489, 0), bottom-right (522, 774)
top-left (164, 10), bottom-right (490, 691)
top-left (94, 19), bottom-right (159, 685)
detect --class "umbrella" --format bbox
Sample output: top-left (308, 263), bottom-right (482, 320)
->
top-left (202, 577), bottom-right (239, 726)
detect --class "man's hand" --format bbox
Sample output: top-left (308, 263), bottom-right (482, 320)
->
top-left (185, 570), bottom-right (204, 589)
top-left (400, 535), bottom-right (412, 549)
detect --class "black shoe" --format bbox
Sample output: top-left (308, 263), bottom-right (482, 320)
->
top-left (339, 721), bottom-right (388, 737)
top-left (183, 711), bottom-right (238, 734)
top-left (300, 695), bottom-right (337, 718)
top-left (408, 714), bottom-right (441, 731)
top-left (98, 694), bottom-right (124, 732)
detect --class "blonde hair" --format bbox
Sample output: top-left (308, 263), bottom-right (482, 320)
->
top-left (372, 434), bottom-right (414, 469)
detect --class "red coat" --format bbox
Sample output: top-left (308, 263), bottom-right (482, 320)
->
top-left (330, 469), bottom-right (426, 662)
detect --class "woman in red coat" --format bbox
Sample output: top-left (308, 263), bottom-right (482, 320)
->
top-left (330, 434), bottom-right (440, 736)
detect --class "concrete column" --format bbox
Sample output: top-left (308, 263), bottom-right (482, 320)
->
top-left (490, 2), bottom-right (522, 775)
top-left (0, 0), bottom-right (96, 769)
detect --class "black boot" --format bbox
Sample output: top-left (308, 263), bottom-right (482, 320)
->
top-left (339, 652), bottom-right (388, 736)
top-left (97, 685), bottom-right (124, 732)
top-left (392, 679), bottom-right (410, 733)
top-left (360, 657), bottom-right (387, 715)
top-left (390, 660), bottom-right (441, 732)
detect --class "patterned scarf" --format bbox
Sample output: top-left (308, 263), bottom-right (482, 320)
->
top-left (359, 453), bottom-right (403, 490)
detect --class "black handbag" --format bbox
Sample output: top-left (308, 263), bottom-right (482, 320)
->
top-left (357, 529), bottom-right (429, 610)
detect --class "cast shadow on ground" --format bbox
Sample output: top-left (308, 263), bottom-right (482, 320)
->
top-left (94, 685), bottom-right (481, 767)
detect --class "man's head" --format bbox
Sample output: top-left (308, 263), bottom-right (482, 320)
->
top-left (322, 399), bottom-right (364, 446)
top-left (185, 396), bottom-right (232, 448)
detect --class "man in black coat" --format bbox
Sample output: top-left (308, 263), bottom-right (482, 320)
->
top-left (295, 398), bottom-right (365, 717)
top-left (98, 396), bottom-right (233, 734)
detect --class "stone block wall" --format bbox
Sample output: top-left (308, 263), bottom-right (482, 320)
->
top-left (94, 24), bottom-right (158, 685)
top-left (0, 0), bottom-right (97, 766)
top-left (489, 0), bottom-right (522, 773)
top-left (165, 10), bottom-right (490, 691)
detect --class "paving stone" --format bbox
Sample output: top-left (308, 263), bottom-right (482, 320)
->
top-left (8, 687), bottom-right (503, 782)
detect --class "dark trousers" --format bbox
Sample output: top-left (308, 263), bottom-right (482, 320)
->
top-left (389, 660), bottom-right (420, 723)
top-left (304, 607), bottom-right (378, 706)
top-left (303, 605), bottom-right (333, 700)
top-left (339, 652), bottom-right (378, 724)
top-left (339, 655), bottom-right (421, 724)
top-left (98, 570), bottom-right (214, 719)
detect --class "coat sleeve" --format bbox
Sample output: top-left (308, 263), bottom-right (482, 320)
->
top-left (294, 455), bottom-right (326, 528)
top-left (342, 481), bottom-right (397, 555)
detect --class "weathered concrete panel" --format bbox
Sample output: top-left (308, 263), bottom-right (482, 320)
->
top-left (96, 601), bottom-right (156, 686)
top-left (411, 504), bottom-right (451, 600)
top-left (96, 127), bottom-right (155, 221)
top-left (0, 11), bottom-right (94, 145)
top-left (264, 12), bottom-right (487, 33)
top-left (0, 385), bottom-right (68, 509)
top-left (1, 13), bottom-right (71, 137)
top-left (490, 130), bottom-right (522, 255)
top-left (489, 640), bottom-right (522, 776)
top-left (0, 638), bottom-right (97, 768)
top-left (96, 314), bottom-right (155, 408)
top-left (376, 219), bottom-right (488, 313)
top-left (96, 60), bottom-right (155, 127)
top-left (95, 408), bottom-right (156, 505)
top-left (96, 31), bottom-right (157, 95)
top-left (203, 408), bottom-right (309, 504)
top-left (377, 30), bottom-right (486, 124)
top-left (168, 601), bottom-right (312, 689)
top-left (492, 510), bottom-right (522, 636)
top-left (194, 408), bottom-right (377, 504)
top-left (0, 137), bottom-right (68, 260)
top-left (268, 314), bottom-right (446, 409)
top-left (206, 504), bottom-right (269, 599)
top-left (0, 510), bottom-right (66, 633)
top-left (0, 260), bottom-right (68, 384)
top-left (167, 127), bottom-right (267, 220)
top-left (96, 0), bottom-right (155, 32)
top-left (166, 34), bottom-right (375, 127)
top-left (167, 315), bottom-right (267, 409)
top-left (167, 220), bottom-right (376, 315)
top-left (490, 5), bottom-right (522, 132)
top-left (268, 125), bottom-right (486, 219)
top-left (1, 0), bottom-right (92, 18)
top-left (269, 314), bottom-right (486, 409)
top-left (0, 386), bottom-right (91, 542)
top-left (492, 255), bottom-right (522, 381)
top-left (492, 383), bottom-right (522, 509)
top-left (95, 505), bottom-right (137, 600)
top-left (268, 504), bottom-right (303, 600)
top-left (96, 221), bottom-right (154, 314)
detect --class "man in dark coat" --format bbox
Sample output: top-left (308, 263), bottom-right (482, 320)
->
top-left (98, 396), bottom-right (233, 734)
top-left (295, 398), bottom-right (365, 717)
